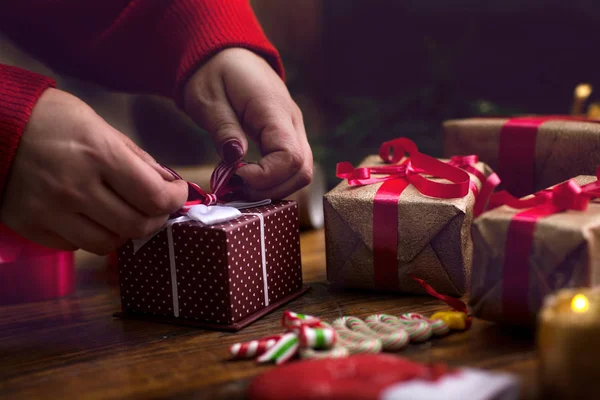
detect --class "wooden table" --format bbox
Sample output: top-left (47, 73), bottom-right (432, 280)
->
top-left (0, 230), bottom-right (538, 399)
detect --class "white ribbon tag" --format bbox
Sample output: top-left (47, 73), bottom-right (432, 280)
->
top-left (187, 204), bottom-right (241, 225)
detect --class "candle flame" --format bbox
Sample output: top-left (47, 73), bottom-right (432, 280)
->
top-left (575, 84), bottom-right (592, 99)
top-left (571, 294), bottom-right (590, 313)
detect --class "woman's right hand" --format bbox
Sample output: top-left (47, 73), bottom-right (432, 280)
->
top-left (0, 88), bottom-right (188, 255)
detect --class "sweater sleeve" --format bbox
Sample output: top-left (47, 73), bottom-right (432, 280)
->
top-left (0, 0), bottom-right (284, 102)
top-left (0, 65), bottom-right (56, 196)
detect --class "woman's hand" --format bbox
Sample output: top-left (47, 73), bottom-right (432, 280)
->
top-left (183, 48), bottom-right (313, 200)
top-left (0, 88), bottom-right (188, 255)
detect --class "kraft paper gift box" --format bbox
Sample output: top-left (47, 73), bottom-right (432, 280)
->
top-left (324, 138), bottom-right (496, 296)
top-left (469, 175), bottom-right (600, 325)
top-left (443, 117), bottom-right (600, 198)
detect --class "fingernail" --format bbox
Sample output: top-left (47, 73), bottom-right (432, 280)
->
top-left (222, 140), bottom-right (244, 164)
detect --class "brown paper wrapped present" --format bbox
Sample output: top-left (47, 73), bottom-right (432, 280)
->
top-left (324, 138), bottom-right (496, 296)
top-left (443, 117), bottom-right (600, 197)
top-left (470, 175), bottom-right (600, 326)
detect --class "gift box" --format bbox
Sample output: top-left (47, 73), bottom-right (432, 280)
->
top-left (116, 200), bottom-right (308, 331)
top-left (443, 116), bottom-right (600, 197)
top-left (469, 174), bottom-right (600, 325)
top-left (0, 224), bottom-right (75, 305)
top-left (324, 138), bottom-right (497, 296)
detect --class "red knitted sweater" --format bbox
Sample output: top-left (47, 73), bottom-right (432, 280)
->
top-left (0, 0), bottom-right (283, 197)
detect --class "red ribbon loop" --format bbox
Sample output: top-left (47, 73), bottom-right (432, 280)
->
top-left (162, 161), bottom-right (244, 210)
top-left (337, 138), bottom-right (471, 200)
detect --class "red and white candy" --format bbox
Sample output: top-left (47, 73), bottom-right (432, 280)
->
top-left (229, 335), bottom-right (281, 359)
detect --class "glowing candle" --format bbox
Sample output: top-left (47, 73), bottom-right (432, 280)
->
top-left (538, 288), bottom-right (600, 398)
top-left (571, 83), bottom-right (592, 116)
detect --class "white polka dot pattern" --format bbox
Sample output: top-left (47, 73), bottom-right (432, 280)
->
top-left (117, 201), bottom-right (303, 325)
top-left (118, 229), bottom-right (174, 316)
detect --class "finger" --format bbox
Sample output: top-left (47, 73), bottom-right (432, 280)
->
top-left (187, 84), bottom-right (249, 164)
top-left (119, 134), bottom-right (175, 182)
top-left (235, 114), bottom-right (304, 190)
top-left (102, 143), bottom-right (189, 217)
top-left (49, 213), bottom-right (124, 255)
top-left (83, 182), bottom-right (168, 239)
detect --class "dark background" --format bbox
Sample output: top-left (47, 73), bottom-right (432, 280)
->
top-left (270, 0), bottom-right (600, 186)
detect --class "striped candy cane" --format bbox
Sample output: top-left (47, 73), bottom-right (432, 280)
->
top-left (229, 335), bottom-right (281, 359)
top-left (257, 333), bottom-right (300, 365)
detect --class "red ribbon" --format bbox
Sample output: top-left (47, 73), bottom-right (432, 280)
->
top-left (0, 224), bottom-right (75, 305)
top-left (337, 138), bottom-right (480, 290)
top-left (162, 161), bottom-right (244, 213)
top-left (410, 274), bottom-right (472, 329)
top-left (497, 116), bottom-right (600, 198)
top-left (493, 169), bottom-right (600, 323)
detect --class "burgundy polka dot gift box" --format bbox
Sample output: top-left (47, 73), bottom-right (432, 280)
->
top-left (115, 201), bottom-right (308, 331)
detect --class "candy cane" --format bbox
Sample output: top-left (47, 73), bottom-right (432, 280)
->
top-left (332, 316), bottom-right (408, 352)
top-left (257, 332), bottom-right (300, 365)
top-left (399, 313), bottom-right (450, 336)
top-left (299, 325), bottom-right (336, 349)
top-left (367, 314), bottom-right (433, 343)
top-left (332, 317), bottom-right (382, 354)
top-left (229, 335), bottom-right (281, 359)
top-left (282, 311), bottom-right (321, 329)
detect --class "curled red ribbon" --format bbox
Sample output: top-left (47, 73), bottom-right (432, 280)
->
top-left (493, 169), bottom-right (600, 323)
top-left (336, 138), bottom-right (490, 290)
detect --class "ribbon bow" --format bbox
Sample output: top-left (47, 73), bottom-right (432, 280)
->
top-left (337, 138), bottom-right (499, 215)
top-left (162, 162), bottom-right (245, 212)
top-left (337, 138), bottom-right (471, 199)
top-left (489, 166), bottom-right (600, 214)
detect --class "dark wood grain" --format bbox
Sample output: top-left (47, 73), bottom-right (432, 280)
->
top-left (0, 230), bottom-right (538, 400)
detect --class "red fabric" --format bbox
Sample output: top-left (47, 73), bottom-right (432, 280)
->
top-left (247, 354), bottom-right (455, 400)
top-left (0, 0), bottom-right (283, 200)
top-left (0, 65), bottom-right (56, 196)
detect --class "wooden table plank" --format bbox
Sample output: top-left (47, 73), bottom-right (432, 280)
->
top-left (0, 230), bottom-right (538, 399)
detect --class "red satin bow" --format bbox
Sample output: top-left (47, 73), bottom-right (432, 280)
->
top-left (337, 138), bottom-right (471, 199)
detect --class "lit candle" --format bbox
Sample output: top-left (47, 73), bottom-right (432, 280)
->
top-left (538, 288), bottom-right (600, 399)
top-left (571, 83), bottom-right (592, 116)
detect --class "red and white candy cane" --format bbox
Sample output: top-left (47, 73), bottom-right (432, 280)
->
top-left (282, 311), bottom-right (322, 329)
top-left (257, 332), bottom-right (300, 365)
top-left (299, 325), bottom-right (337, 349)
top-left (332, 316), bottom-right (396, 353)
top-left (229, 335), bottom-right (282, 360)
top-left (365, 314), bottom-right (433, 343)
top-left (399, 312), bottom-right (450, 337)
